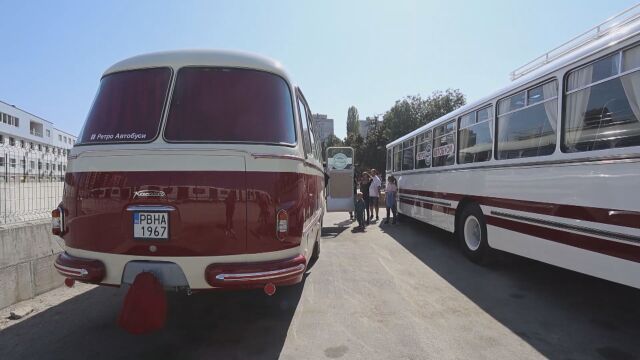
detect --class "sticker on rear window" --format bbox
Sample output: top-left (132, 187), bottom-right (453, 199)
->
top-left (89, 132), bottom-right (148, 142)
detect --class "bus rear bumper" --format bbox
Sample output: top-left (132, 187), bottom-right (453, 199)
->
top-left (204, 254), bottom-right (307, 288)
top-left (54, 252), bottom-right (106, 283)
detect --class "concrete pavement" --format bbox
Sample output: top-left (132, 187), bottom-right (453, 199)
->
top-left (0, 212), bottom-right (639, 359)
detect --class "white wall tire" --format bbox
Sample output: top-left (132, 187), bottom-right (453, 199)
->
top-left (457, 203), bottom-right (489, 263)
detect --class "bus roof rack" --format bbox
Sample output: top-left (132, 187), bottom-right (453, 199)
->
top-left (509, 3), bottom-right (640, 81)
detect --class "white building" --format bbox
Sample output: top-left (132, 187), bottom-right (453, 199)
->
top-left (312, 113), bottom-right (335, 143)
top-left (0, 100), bottom-right (76, 179)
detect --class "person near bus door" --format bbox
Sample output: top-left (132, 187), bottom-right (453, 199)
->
top-left (367, 169), bottom-right (382, 222)
top-left (359, 174), bottom-right (371, 224)
top-left (349, 175), bottom-right (358, 220)
top-left (384, 175), bottom-right (398, 224)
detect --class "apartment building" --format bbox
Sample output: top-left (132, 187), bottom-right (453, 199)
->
top-left (0, 100), bottom-right (76, 179)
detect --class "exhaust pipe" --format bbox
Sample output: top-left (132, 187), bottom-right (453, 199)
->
top-left (264, 282), bottom-right (276, 296)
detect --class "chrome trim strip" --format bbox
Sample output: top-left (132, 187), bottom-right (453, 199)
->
top-left (126, 205), bottom-right (176, 212)
top-left (215, 264), bottom-right (306, 282)
top-left (398, 194), bottom-right (452, 208)
top-left (490, 210), bottom-right (640, 245)
top-left (54, 263), bottom-right (88, 277)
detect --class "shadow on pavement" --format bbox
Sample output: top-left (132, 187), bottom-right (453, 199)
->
top-left (379, 217), bottom-right (640, 360)
top-left (0, 276), bottom-right (307, 360)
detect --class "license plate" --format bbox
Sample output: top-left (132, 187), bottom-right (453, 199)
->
top-left (133, 212), bottom-right (169, 239)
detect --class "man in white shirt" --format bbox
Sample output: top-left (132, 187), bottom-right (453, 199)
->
top-left (368, 169), bottom-right (382, 221)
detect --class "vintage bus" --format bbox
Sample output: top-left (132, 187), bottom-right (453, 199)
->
top-left (386, 10), bottom-right (640, 289)
top-left (52, 50), bottom-right (336, 295)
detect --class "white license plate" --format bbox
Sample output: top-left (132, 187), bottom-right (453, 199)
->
top-left (133, 212), bottom-right (169, 239)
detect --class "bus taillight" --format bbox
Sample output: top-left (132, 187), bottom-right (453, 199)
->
top-left (52, 207), bottom-right (62, 235)
top-left (276, 209), bottom-right (288, 241)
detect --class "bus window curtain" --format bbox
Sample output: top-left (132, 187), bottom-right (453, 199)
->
top-left (565, 66), bottom-right (593, 150)
top-left (621, 71), bottom-right (640, 121)
top-left (543, 82), bottom-right (558, 132)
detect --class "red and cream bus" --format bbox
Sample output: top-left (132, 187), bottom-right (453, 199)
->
top-left (52, 50), bottom-right (334, 295)
top-left (386, 10), bottom-right (640, 289)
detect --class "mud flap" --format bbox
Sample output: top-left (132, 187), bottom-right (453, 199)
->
top-left (117, 272), bottom-right (167, 334)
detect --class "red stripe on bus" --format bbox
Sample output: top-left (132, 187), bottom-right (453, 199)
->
top-left (485, 215), bottom-right (640, 263)
top-left (399, 197), bottom-right (456, 215)
top-left (398, 189), bottom-right (640, 230)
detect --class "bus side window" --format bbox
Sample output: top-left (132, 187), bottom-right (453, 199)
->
top-left (305, 105), bottom-right (317, 160)
top-left (296, 95), bottom-right (312, 157)
top-left (433, 120), bottom-right (456, 167)
top-left (415, 130), bottom-right (432, 168)
top-left (497, 81), bottom-right (558, 159)
top-left (393, 145), bottom-right (401, 172)
top-left (564, 45), bottom-right (640, 152)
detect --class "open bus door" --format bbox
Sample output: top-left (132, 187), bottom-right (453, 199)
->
top-left (325, 147), bottom-right (355, 212)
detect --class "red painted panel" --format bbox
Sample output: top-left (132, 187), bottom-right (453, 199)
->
top-left (62, 170), bottom-right (323, 257)
top-left (399, 188), bottom-right (640, 229)
top-left (486, 215), bottom-right (640, 263)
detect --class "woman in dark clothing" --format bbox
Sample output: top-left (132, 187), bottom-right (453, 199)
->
top-left (349, 176), bottom-right (358, 220)
top-left (359, 174), bottom-right (371, 224)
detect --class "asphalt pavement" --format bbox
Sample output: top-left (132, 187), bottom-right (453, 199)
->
top-left (1, 212), bottom-right (639, 360)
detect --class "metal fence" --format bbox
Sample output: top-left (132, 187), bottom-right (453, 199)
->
top-left (0, 144), bottom-right (67, 225)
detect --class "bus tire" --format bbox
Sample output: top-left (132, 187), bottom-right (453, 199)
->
top-left (457, 203), bottom-right (489, 263)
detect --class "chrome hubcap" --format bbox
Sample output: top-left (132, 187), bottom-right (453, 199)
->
top-left (464, 216), bottom-right (482, 251)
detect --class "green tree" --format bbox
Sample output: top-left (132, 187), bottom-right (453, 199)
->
top-left (360, 123), bottom-right (388, 177)
top-left (383, 89), bottom-right (466, 143)
top-left (346, 106), bottom-right (360, 137)
top-left (343, 132), bottom-right (364, 173)
top-left (321, 134), bottom-right (343, 157)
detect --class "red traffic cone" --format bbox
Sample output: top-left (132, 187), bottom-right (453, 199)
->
top-left (117, 272), bottom-right (167, 334)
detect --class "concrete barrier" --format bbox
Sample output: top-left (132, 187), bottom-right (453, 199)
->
top-left (0, 220), bottom-right (64, 310)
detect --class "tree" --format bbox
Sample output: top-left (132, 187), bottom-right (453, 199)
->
top-left (321, 134), bottom-right (343, 156)
top-left (346, 106), bottom-right (360, 137)
top-left (383, 89), bottom-right (466, 143)
top-left (339, 89), bottom-right (465, 178)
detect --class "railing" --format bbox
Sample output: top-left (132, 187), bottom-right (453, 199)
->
top-left (0, 145), bottom-right (66, 226)
top-left (510, 3), bottom-right (640, 81)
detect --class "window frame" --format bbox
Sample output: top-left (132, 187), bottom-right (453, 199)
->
top-left (432, 119), bottom-right (456, 167)
top-left (296, 89), bottom-right (313, 159)
top-left (457, 105), bottom-right (493, 164)
top-left (401, 138), bottom-right (415, 171)
top-left (495, 79), bottom-right (559, 160)
top-left (414, 129), bottom-right (433, 169)
top-left (78, 67), bottom-right (174, 146)
top-left (561, 43), bottom-right (640, 153)
top-left (162, 66), bottom-right (297, 147)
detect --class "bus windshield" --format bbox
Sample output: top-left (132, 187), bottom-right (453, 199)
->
top-left (164, 67), bottom-right (296, 145)
top-left (78, 67), bottom-right (172, 144)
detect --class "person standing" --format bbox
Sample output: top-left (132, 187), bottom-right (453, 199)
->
top-left (354, 192), bottom-right (366, 231)
top-left (368, 169), bottom-right (382, 221)
top-left (349, 175), bottom-right (358, 220)
top-left (359, 174), bottom-right (371, 224)
top-left (384, 175), bottom-right (398, 224)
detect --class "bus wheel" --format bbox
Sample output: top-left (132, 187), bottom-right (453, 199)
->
top-left (457, 204), bottom-right (489, 263)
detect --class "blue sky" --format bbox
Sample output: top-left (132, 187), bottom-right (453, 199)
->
top-left (1, 0), bottom-right (637, 139)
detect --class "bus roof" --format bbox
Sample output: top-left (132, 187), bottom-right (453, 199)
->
top-left (387, 15), bottom-right (640, 148)
top-left (103, 49), bottom-right (292, 81)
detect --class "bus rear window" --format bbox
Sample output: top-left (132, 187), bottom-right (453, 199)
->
top-left (164, 67), bottom-right (296, 144)
top-left (79, 68), bottom-right (171, 144)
